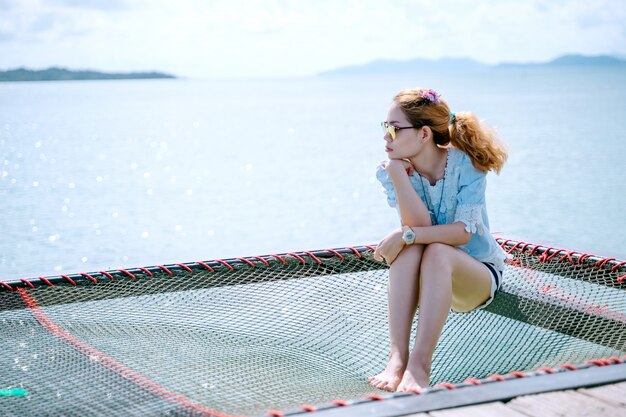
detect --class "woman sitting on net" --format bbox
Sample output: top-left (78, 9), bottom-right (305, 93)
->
top-left (370, 87), bottom-right (508, 392)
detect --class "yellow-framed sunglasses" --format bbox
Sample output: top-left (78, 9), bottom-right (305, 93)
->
top-left (381, 121), bottom-right (418, 140)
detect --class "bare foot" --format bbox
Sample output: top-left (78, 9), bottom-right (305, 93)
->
top-left (396, 359), bottom-right (430, 392)
top-left (368, 355), bottom-right (406, 392)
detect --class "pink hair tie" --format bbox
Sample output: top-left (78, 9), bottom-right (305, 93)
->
top-left (418, 89), bottom-right (441, 104)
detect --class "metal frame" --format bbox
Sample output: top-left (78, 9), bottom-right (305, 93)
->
top-left (275, 362), bottom-right (626, 417)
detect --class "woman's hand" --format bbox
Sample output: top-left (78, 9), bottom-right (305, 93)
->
top-left (384, 159), bottom-right (414, 176)
top-left (373, 228), bottom-right (405, 265)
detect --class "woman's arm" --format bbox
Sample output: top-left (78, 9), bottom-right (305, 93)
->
top-left (386, 160), bottom-right (472, 246)
top-left (408, 223), bottom-right (471, 247)
top-left (373, 222), bottom-right (471, 265)
top-left (385, 160), bottom-right (431, 227)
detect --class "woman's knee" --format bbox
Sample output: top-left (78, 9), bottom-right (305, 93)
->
top-left (390, 243), bottom-right (425, 268)
top-left (398, 243), bottom-right (425, 259)
top-left (420, 243), bottom-right (454, 273)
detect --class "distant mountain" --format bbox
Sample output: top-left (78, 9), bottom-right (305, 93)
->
top-left (318, 54), bottom-right (626, 76)
top-left (317, 57), bottom-right (486, 76)
top-left (496, 54), bottom-right (626, 68)
top-left (0, 67), bottom-right (177, 82)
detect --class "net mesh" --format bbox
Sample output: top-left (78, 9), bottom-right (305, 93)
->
top-left (1, 240), bottom-right (625, 416)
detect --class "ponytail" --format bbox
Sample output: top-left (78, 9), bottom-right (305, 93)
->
top-left (449, 112), bottom-right (508, 174)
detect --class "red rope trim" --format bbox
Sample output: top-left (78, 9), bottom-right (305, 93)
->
top-left (507, 371), bottom-right (526, 378)
top-left (176, 263), bottom-right (194, 273)
top-left (506, 241), bottom-right (525, 254)
top-left (1, 282), bottom-right (14, 291)
top-left (529, 244), bottom-right (543, 255)
top-left (536, 367), bottom-right (555, 374)
top-left (270, 254), bottom-right (286, 264)
top-left (618, 275), bottom-right (626, 284)
top-left (325, 249), bottom-right (345, 261)
top-left (20, 279), bottom-right (35, 289)
top-left (611, 261), bottom-right (626, 271)
top-left (251, 256), bottom-right (270, 266)
top-left (499, 239), bottom-right (512, 249)
top-left (60, 275), bottom-right (77, 286)
top-left (557, 252), bottom-right (576, 265)
top-left (538, 247), bottom-right (555, 263)
top-left (520, 242), bottom-right (533, 252)
top-left (560, 363), bottom-right (577, 370)
top-left (266, 411), bottom-right (283, 417)
top-left (118, 269), bottom-right (137, 280)
top-left (586, 358), bottom-right (611, 366)
top-left (364, 393), bottom-right (383, 401)
top-left (40, 277), bottom-right (55, 286)
top-left (608, 356), bottom-right (624, 364)
top-left (577, 253), bottom-right (593, 265)
top-left (435, 382), bottom-right (456, 390)
top-left (196, 261), bottom-right (215, 272)
top-left (299, 405), bottom-right (316, 412)
top-left (346, 246), bottom-right (362, 258)
top-left (595, 258), bottom-right (615, 269)
top-left (214, 260), bottom-right (234, 271)
top-left (79, 273), bottom-right (97, 284)
top-left (138, 267), bottom-right (154, 277)
top-left (302, 251), bottom-right (323, 264)
top-left (463, 377), bottom-right (481, 385)
top-left (236, 258), bottom-right (256, 268)
top-left (158, 266), bottom-right (173, 276)
top-left (287, 253), bottom-right (306, 264)
top-left (99, 271), bottom-right (115, 281)
top-left (330, 399), bottom-right (348, 406)
top-left (596, 258), bottom-right (616, 268)
top-left (545, 249), bottom-right (566, 262)
top-left (486, 374), bottom-right (505, 381)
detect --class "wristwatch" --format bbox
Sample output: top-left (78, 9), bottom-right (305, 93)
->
top-left (402, 226), bottom-right (416, 245)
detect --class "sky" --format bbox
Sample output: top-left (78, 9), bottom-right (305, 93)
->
top-left (1, 0), bottom-right (625, 78)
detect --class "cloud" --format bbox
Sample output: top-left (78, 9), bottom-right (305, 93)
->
top-left (48, 0), bottom-right (130, 11)
top-left (1, 0), bottom-right (625, 77)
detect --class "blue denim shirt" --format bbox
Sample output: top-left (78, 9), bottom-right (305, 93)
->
top-left (375, 147), bottom-right (508, 270)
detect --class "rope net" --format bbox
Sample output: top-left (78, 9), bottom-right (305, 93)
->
top-left (1, 239), bottom-right (624, 416)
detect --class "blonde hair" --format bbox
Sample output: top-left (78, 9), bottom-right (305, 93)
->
top-left (394, 88), bottom-right (508, 174)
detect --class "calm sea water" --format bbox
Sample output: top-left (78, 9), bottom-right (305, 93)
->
top-left (1, 67), bottom-right (625, 279)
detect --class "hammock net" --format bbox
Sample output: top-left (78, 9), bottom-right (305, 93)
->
top-left (1, 238), bottom-right (625, 416)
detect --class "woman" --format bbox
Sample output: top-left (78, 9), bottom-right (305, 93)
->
top-left (369, 88), bottom-right (508, 392)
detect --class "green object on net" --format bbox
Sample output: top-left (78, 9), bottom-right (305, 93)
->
top-left (0, 388), bottom-right (28, 397)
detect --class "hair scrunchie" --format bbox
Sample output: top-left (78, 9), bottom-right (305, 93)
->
top-left (449, 111), bottom-right (456, 125)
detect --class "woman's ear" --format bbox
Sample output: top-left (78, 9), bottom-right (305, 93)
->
top-left (421, 126), bottom-right (432, 143)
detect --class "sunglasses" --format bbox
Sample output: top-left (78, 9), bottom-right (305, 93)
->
top-left (381, 121), bottom-right (418, 140)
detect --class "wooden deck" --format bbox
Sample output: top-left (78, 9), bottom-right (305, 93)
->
top-left (406, 381), bottom-right (626, 417)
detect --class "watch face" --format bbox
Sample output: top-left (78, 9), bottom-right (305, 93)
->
top-left (403, 228), bottom-right (415, 243)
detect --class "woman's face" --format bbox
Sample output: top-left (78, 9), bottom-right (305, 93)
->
top-left (383, 102), bottom-right (426, 159)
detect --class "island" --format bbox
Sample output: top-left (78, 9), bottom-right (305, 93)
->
top-left (496, 54), bottom-right (626, 68)
top-left (317, 54), bottom-right (626, 77)
top-left (0, 67), bottom-right (177, 82)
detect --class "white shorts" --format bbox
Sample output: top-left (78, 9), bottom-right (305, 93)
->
top-left (474, 262), bottom-right (503, 310)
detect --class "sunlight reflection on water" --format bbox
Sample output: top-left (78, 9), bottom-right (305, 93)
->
top-left (1, 68), bottom-right (625, 279)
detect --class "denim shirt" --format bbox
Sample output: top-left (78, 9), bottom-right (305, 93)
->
top-left (375, 147), bottom-right (508, 271)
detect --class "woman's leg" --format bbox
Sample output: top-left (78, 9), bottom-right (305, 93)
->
top-left (396, 243), bottom-right (492, 392)
top-left (368, 243), bottom-right (424, 391)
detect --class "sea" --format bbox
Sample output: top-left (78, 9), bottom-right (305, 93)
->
top-left (1, 66), bottom-right (625, 280)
